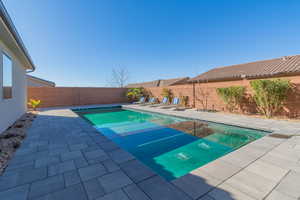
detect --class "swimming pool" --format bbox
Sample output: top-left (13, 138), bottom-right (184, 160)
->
top-left (74, 107), bottom-right (268, 180)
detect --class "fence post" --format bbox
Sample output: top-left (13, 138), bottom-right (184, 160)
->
top-left (193, 82), bottom-right (196, 108)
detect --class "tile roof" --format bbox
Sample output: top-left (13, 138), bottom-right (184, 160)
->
top-left (126, 80), bottom-right (160, 88)
top-left (159, 77), bottom-right (190, 87)
top-left (190, 55), bottom-right (300, 82)
top-left (126, 77), bottom-right (189, 88)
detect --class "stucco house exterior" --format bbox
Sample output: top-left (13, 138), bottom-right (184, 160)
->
top-left (0, 2), bottom-right (35, 133)
top-left (27, 75), bottom-right (55, 87)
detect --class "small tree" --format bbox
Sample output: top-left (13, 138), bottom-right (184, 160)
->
top-left (179, 93), bottom-right (189, 107)
top-left (126, 88), bottom-right (144, 101)
top-left (216, 86), bottom-right (245, 112)
top-left (161, 88), bottom-right (173, 103)
top-left (250, 79), bottom-right (291, 118)
top-left (109, 68), bottom-right (129, 88)
top-left (196, 86), bottom-right (210, 111)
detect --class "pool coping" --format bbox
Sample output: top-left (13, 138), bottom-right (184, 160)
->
top-left (122, 107), bottom-right (273, 133)
top-left (75, 105), bottom-right (271, 182)
top-left (123, 104), bottom-right (300, 135)
top-left (120, 104), bottom-right (300, 199)
top-left (73, 104), bottom-right (299, 199)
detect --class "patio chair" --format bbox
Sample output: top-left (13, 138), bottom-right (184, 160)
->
top-left (133, 97), bottom-right (145, 104)
top-left (172, 96), bottom-right (191, 111)
top-left (149, 97), bottom-right (168, 107)
top-left (160, 97), bottom-right (180, 109)
top-left (140, 97), bottom-right (157, 106)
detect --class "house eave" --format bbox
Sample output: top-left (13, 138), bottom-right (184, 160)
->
top-left (0, 1), bottom-right (35, 71)
top-left (27, 75), bottom-right (56, 87)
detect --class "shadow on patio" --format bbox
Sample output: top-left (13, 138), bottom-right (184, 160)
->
top-left (0, 109), bottom-right (239, 200)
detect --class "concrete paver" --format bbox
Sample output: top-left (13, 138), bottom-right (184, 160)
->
top-left (120, 160), bottom-right (155, 183)
top-left (1, 104), bottom-right (300, 200)
top-left (98, 170), bottom-right (133, 193)
top-left (123, 184), bottom-right (151, 200)
top-left (78, 164), bottom-right (107, 181)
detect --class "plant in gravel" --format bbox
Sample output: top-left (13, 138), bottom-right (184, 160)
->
top-left (126, 87), bottom-right (144, 101)
top-left (216, 86), bottom-right (245, 112)
top-left (250, 79), bottom-right (292, 118)
top-left (179, 95), bottom-right (189, 107)
top-left (161, 88), bottom-right (173, 103)
top-left (27, 99), bottom-right (41, 111)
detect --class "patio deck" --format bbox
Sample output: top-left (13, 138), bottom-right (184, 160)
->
top-left (0, 104), bottom-right (299, 200)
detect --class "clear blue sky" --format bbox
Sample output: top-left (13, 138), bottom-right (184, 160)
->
top-left (3, 0), bottom-right (300, 86)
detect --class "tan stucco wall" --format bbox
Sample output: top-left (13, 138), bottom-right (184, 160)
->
top-left (146, 75), bottom-right (300, 118)
top-left (28, 87), bottom-right (129, 108)
top-left (0, 40), bottom-right (27, 133)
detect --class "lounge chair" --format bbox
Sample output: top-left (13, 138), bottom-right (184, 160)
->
top-left (140, 97), bottom-right (157, 106)
top-left (149, 97), bottom-right (168, 107)
top-left (133, 97), bottom-right (145, 104)
top-left (173, 96), bottom-right (191, 111)
top-left (160, 97), bottom-right (180, 109)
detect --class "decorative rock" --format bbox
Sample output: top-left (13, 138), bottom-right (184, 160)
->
top-left (0, 112), bottom-right (36, 175)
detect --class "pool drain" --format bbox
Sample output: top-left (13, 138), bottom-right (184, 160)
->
top-left (269, 133), bottom-right (293, 139)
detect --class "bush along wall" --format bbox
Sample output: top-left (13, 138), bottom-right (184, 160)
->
top-left (126, 87), bottom-right (144, 102)
top-left (250, 79), bottom-right (292, 118)
top-left (145, 76), bottom-right (300, 118)
top-left (216, 86), bottom-right (246, 112)
top-left (216, 79), bottom-right (292, 118)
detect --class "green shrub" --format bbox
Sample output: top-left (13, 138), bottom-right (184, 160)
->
top-left (126, 88), bottom-right (144, 101)
top-left (216, 86), bottom-right (245, 112)
top-left (161, 88), bottom-right (173, 103)
top-left (250, 79), bottom-right (291, 118)
top-left (28, 99), bottom-right (41, 111)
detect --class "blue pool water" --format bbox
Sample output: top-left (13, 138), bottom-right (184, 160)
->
top-left (74, 107), bottom-right (268, 180)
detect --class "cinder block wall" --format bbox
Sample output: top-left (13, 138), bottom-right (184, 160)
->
top-left (146, 75), bottom-right (300, 118)
top-left (28, 87), bottom-right (129, 108)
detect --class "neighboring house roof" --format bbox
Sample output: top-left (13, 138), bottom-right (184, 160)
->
top-left (190, 55), bottom-right (300, 82)
top-left (126, 80), bottom-right (160, 88)
top-left (0, 1), bottom-right (35, 71)
top-left (27, 75), bottom-right (55, 87)
top-left (159, 77), bottom-right (190, 87)
top-left (126, 77), bottom-right (190, 88)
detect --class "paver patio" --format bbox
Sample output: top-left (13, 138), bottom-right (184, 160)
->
top-left (0, 104), bottom-right (299, 200)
